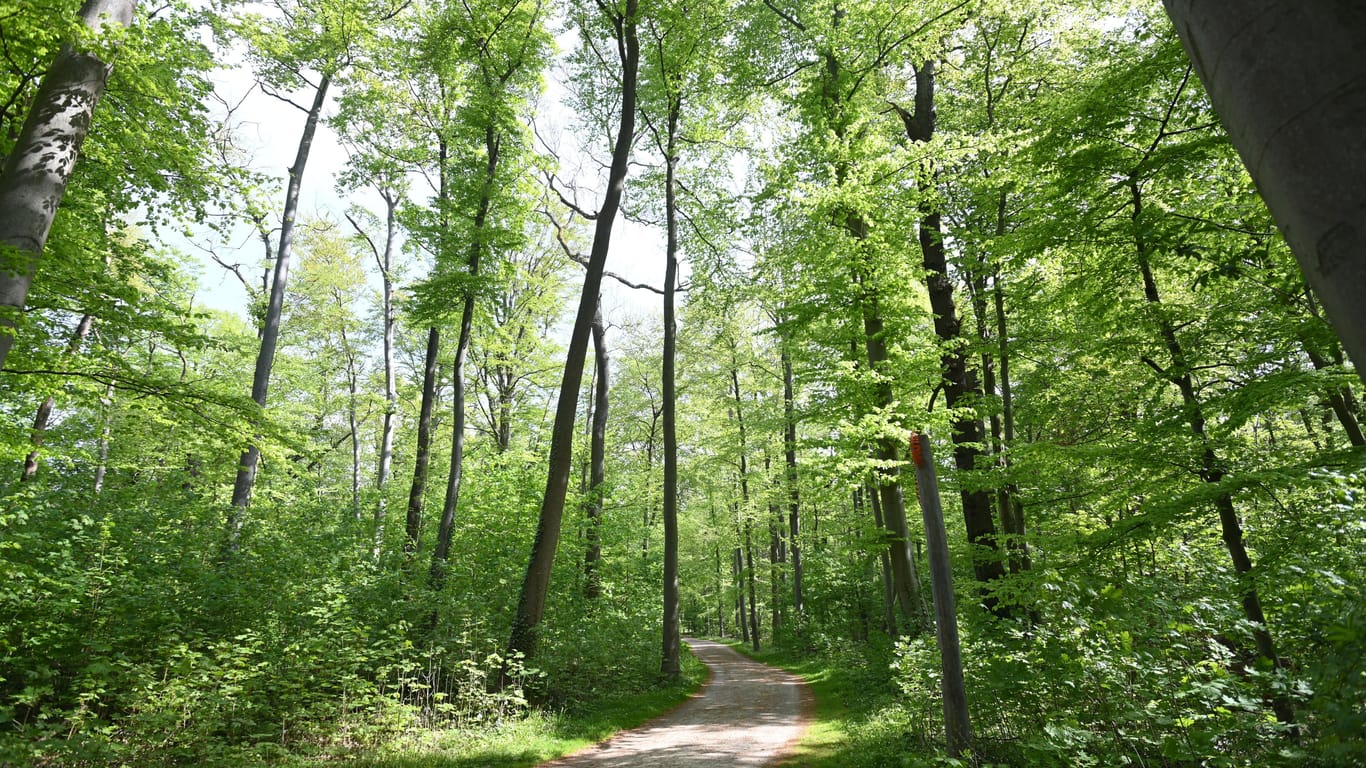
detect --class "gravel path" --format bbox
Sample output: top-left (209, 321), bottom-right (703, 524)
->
top-left (541, 637), bottom-right (811, 767)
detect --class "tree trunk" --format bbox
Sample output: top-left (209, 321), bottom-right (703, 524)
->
top-left (780, 342), bottom-right (804, 614)
top-left (745, 519), bottom-right (760, 652)
top-left (93, 381), bottom-right (113, 493)
top-left (21, 313), bottom-right (93, 481)
top-left (1161, 1), bottom-right (1366, 384)
top-left (342, 325), bottom-right (361, 522)
top-left (1301, 342), bottom-right (1365, 446)
top-left (899, 61), bottom-right (1007, 601)
top-left (993, 270), bottom-right (1030, 573)
top-left (508, 0), bottom-right (639, 662)
top-left (0, 0), bottom-right (134, 369)
top-left (405, 327), bottom-right (440, 555)
top-left (374, 190), bottom-right (399, 553)
top-left (432, 125), bottom-right (500, 590)
top-left (734, 544), bottom-right (748, 645)
top-left (660, 96), bottom-right (682, 678)
top-left (865, 485), bottom-right (899, 636)
top-left (225, 73), bottom-right (331, 557)
top-left (910, 433), bottom-right (973, 758)
top-left (1131, 180), bottom-right (1295, 727)
top-left (583, 300), bottom-right (609, 599)
top-left (856, 293), bottom-right (929, 632)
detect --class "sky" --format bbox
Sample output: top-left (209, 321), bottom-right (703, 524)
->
top-left (189, 24), bottom-right (672, 332)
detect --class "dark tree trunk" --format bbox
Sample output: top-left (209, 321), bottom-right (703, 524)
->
top-left (405, 327), bottom-right (440, 555)
top-left (431, 126), bottom-right (500, 590)
top-left (226, 73), bottom-right (331, 557)
top-left (660, 96), bottom-right (682, 678)
top-left (1131, 180), bottom-right (1294, 728)
top-left (780, 343), bottom-right (804, 614)
top-left (898, 61), bottom-right (1007, 601)
top-left (865, 485), bottom-right (899, 636)
top-left (508, 0), bottom-right (639, 662)
top-left (0, 0), bottom-right (134, 369)
top-left (583, 300), bottom-right (609, 599)
top-left (855, 291), bottom-right (928, 632)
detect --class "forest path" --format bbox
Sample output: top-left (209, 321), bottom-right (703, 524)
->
top-left (540, 638), bottom-right (811, 767)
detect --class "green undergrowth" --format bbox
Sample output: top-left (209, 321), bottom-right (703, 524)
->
top-left (312, 649), bottom-right (707, 768)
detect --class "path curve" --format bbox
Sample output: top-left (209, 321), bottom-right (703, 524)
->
top-left (541, 638), bottom-right (811, 767)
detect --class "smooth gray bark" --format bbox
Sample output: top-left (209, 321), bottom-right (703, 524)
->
top-left (0, 0), bottom-right (135, 369)
top-left (1162, 1), bottom-right (1366, 383)
top-left (225, 73), bottom-right (331, 556)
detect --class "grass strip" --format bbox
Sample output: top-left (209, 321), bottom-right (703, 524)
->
top-left (299, 651), bottom-right (707, 768)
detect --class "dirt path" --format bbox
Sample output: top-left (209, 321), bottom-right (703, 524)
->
top-left (541, 638), bottom-right (811, 767)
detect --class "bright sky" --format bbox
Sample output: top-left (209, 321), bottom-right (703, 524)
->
top-left (190, 26), bottom-right (671, 332)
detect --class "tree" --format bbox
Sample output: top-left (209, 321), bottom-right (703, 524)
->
top-left (223, 0), bottom-right (398, 553)
top-left (1161, 1), bottom-right (1366, 384)
top-left (507, 0), bottom-right (639, 662)
top-left (0, 0), bottom-right (135, 370)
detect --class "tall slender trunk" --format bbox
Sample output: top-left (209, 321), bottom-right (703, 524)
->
top-left (993, 269), bottom-right (1030, 572)
top-left (1131, 180), bottom-right (1294, 727)
top-left (583, 300), bottom-right (609, 599)
top-left (225, 73), bottom-right (331, 557)
top-left (341, 324), bottom-right (361, 521)
top-left (0, 0), bottom-right (134, 369)
top-left (660, 96), bottom-right (682, 678)
top-left (745, 518), bottom-right (760, 652)
top-left (508, 0), bottom-right (639, 661)
top-left (21, 313), bottom-right (93, 481)
top-left (854, 292), bottom-right (928, 632)
top-left (93, 381), bottom-right (114, 493)
top-left (780, 342), bottom-right (804, 614)
top-left (910, 434), bottom-right (973, 758)
top-left (865, 484), bottom-right (899, 635)
top-left (405, 327), bottom-right (440, 554)
top-left (431, 125), bottom-right (500, 589)
top-left (734, 544), bottom-right (748, 644)
top-left (374, 190), bottom-right (399, 553)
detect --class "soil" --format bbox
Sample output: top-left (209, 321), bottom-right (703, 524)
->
top-left (540, 637), bottom-right (812, 767)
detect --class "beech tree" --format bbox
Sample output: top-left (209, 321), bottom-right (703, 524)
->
top-left (224, 0), bottom-right (400, 553)
top-left (1162, 1), bottom-right (1366, 383)
top-left (0, 0), bottom-right (135, 370)
top-left (508, 0), bottom-right (639, 661)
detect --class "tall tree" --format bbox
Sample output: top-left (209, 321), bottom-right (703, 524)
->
top-left (224, 0), bottom-right (392, 553)
top-left (1161, 1), bottom-right (1366, 383)
top-left (427, 0), bottom-right (549, 589)
top-left (508, 0), bottom-right (639, 661)
top-left (0, 0), bottom-right (135, 370)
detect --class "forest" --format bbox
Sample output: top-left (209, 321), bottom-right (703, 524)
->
top-left (1, 0), bottom-right (1362, 765)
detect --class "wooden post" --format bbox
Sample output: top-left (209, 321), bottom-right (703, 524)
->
top-left (910, 432), bottom-right (972, 758)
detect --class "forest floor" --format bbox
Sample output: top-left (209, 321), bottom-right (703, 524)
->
top-left (537, 638), bottom-right (813, 767)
